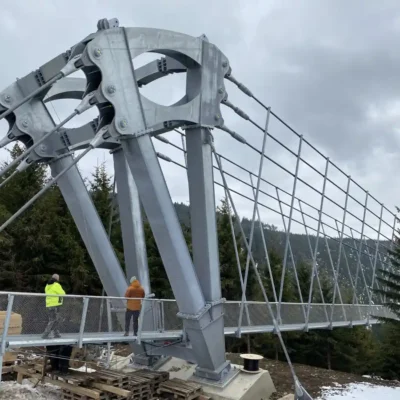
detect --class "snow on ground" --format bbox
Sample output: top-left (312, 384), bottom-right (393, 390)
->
top-left (0, 379), bottom-right (61, 400)
top-left (69, 365), bottom-right (97, 373)
top-left (317, 382), bottom-right (400, 399)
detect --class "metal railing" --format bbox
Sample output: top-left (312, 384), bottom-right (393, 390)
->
top-left (0, 290), bottom-right (396, 380)
top-left (0, 291), bottom-right (395, 339)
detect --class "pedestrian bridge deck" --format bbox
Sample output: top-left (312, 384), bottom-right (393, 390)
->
top-left (0, 292), bottom-right (393, 351)
top-left (5, 318), bottom-right (381, 350)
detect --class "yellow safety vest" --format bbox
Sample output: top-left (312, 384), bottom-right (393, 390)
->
top-left (45, 282), bottom-right (65, 308)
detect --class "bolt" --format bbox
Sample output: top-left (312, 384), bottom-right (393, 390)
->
top-left (4, 95), bottom-right (11, 103)
top-left (22, 120), bottom-right (28, 128)
top-left (222, 61), bottom-right (228, 68)
top-left (93, 48), bottom-right (102, 58)
top-left (218, 88), bottom-right (224, 94)
top-left (39, 144), bottom-right (47, 152)
top-left (107, 85), bottom-right (116, 94)
top-left (119, 119), bottom-right (128, 129)
top-left (214, 114), bottom-right (220, 121)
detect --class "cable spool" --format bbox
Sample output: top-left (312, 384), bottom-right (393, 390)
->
top-left (240, 353), bottom-right (263, 373)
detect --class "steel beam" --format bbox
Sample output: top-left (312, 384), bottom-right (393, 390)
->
top-left (121, 135), bottom-right (229, 379)
top-left (185, 128), bottom-right (221, 302)
top-left (50, 155), bottom-right (128, 298)
top-left (113, 147), bottom-right (150, 292)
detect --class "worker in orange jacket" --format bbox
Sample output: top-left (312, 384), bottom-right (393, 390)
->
top-left (124, 276), bottom-right (145, 336)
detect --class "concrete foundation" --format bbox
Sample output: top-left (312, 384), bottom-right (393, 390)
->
top-left (158, 357), bottom-right (276, 400)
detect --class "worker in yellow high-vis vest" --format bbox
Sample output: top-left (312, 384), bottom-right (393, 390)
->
top-left (42, 274), bottom-right (65, 339)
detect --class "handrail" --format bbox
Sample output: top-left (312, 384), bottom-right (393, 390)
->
top-left (0, 291), bottom-right (388, 307)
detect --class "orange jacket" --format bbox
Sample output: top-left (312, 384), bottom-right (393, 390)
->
top-left (125, 280), bottom-right (145, 311)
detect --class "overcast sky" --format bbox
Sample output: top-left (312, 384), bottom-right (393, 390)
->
top-left (0, 0), bottom-right (399, 243)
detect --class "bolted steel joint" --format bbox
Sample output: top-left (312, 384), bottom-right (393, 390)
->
top-left (21, 120), bottom-right (29, 128)
top-left (106, 85), bottom-right (116, 95)
top-left (93, 48), bottom-right (102, 58)
top-left (119, 119), bottom-right (128, 129)
top-left (3, 94), bottom-right (11, 104)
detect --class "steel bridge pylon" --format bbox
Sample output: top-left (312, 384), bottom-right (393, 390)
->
top-left (0, 17), bottom-right (397, 398)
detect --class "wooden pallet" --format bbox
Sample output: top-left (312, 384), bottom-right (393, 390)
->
top-left (92, 369), bottom-right (130, 388)
top-left (1, 364), bottom-right (14, 375)
top-left (1, 359), bottom-right (18, 374)
top-left (14, 366), bottom-right (105, 400)
top-left (130, 371), bottom-right (168, 398)
top-left (157, 378), bottom-right (203, 400)
top-left (62, 388), bottom-right (108, 400)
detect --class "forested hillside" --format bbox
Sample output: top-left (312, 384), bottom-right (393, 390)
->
top-left (0, 144), bottom-right (399, 379)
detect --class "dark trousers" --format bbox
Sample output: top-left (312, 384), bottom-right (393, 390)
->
top-left (125, 310), bottom-right (140, 335)
top-left (42, 307), bottom-right (61, 338)
top-left (47, 345), bottom-right (72, 373)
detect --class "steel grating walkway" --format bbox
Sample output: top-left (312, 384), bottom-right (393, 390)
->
top-left (5, 318), bottom-right (383, 350)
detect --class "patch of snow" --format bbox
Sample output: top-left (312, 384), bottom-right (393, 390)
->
top-left (0, 379), bottom-right (61, 399)
top-left (69, 365), bottom-right (96, 373)
top-left (317, 382), bottom-right (400, 399)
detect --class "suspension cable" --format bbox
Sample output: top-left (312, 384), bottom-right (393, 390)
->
top-left (211, 141), bottom-right (312, 399)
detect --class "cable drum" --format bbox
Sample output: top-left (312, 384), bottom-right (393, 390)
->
top-left (239, 353), bottom-right (263, 373)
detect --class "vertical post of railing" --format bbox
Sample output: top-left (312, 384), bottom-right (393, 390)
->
top-left (278, 135), bottom-right (303, 323)
top-left (351, 192), bottom-right (369, 327)
top-left (156, 300), bottom-right (162, 332)
top-left (330, 176), bottom-right (351, 327)
top-left (78, 297), bottom-right (89, 349)
top-left (106, 299), bottom-right (113, 333)
top-left (367, 204), bottom-right (384, 326)
top-left (160, 300), bottom-right (165, 332)
top-left (106, 298), bottom-right (112, 369)
top-left (305, 158), bottom-right (329, 331)
top-left (106, 342), bottom-right (111, 369)
top-left (0, 294), bottom-right (14, 383)
top-left (137, 299), bottom-right (147, 345)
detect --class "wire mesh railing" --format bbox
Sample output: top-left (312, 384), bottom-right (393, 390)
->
top-left (0, 292), bottom-right (395, 351)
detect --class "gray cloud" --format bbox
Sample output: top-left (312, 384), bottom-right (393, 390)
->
top-left (0, 0), bottom-right (399, 240)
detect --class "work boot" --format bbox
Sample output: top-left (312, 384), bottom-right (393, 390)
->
top-left (124, 332), bottom-right (128, 337)
top-left (54, 332), bottom-right (62, 339)
top-left (41, 333), bottom-right (49, 339)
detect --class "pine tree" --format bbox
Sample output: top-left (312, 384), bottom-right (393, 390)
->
top-left (373, 226), bottom-right (400, 378)
top-left (86, 164), bottom-right (125, 294)
top-left (217, 199), bottom-right (245, 301)
top-left (0, 144), bottom-right (88, 295)
top-left (375, 229), bottom-right (400, 322)
top-left (145, 221), bottom-right (173, 299)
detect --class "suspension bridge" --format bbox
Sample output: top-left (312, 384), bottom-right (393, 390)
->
top-left (0, 17), bottom-right (397, 399)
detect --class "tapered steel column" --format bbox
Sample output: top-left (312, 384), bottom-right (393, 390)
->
top-left (50, 155), bottom-right (128, 298)
top-left (113, 147), bottom-right (150, 293)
